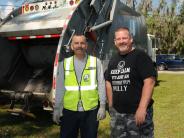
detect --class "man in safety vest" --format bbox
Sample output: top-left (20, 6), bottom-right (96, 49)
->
top-left (53, 34), bottom-right (106, 138)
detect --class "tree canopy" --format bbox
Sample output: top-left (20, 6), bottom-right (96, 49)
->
top-left (137, 0), bottom-right (184, 55)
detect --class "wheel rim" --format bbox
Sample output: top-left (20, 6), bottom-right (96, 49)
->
top-left (158, 64), bottom-right (165, 70)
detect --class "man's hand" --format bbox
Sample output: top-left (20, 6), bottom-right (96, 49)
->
top-left (53, 105), bottom-right (63, 124)
top-left (135, 77), bottom-right (155, 126)
top-left (108, 106), bottom-right (116, 117)
top-left (135, 107), bottom-right (147, 126)
top-left (97, 104), bottom-right (106, 121)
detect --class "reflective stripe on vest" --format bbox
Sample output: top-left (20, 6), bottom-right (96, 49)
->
top-left (63, 55), bottom-right (98, 111)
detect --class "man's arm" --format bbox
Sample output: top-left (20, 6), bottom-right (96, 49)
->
top-left (96, 58), bottom-right (106, 120)
top-left (96, 58), bottom-right (106, 105)
top-left (53, 61), bottom-right (65, 124)
top-left (55, 61), bottom-right (65, 106)
top-left (105, 81), bottom-right (113, 108)
top-left (135, 76), bottom-right (155, 126)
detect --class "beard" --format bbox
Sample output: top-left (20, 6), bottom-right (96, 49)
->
top-left (116, 44), bottom-right (132, 55)
top-left (117, 44), bottom-right (128, 50)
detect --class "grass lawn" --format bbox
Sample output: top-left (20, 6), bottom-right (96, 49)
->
top-left (0, 73), bottom-right (184, 138)
top-left (153, 73), bottom-right (184, 138)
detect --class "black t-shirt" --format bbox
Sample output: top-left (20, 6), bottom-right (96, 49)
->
top-left (105, 49), bottom-right (156, 113)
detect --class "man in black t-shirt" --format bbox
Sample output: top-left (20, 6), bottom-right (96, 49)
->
top-left (105, 27), bottom-right (156, 138)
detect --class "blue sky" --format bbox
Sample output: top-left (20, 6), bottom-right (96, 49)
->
top-left (0, 0), bottom-right (183, 18)
top-left (0, 0), bottom-right (24, 18)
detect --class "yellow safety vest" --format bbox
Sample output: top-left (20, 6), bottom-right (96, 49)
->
top-left (63, 55), bottom-right (99, 111)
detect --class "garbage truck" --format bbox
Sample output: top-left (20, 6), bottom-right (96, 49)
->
top-left (0, 0), bottom-right (80, 115)
top-left (0, 0), bottom-right (154, 116)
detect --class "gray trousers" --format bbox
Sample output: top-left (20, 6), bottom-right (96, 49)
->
top-left (110, 107), bottom-right (154, 138)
